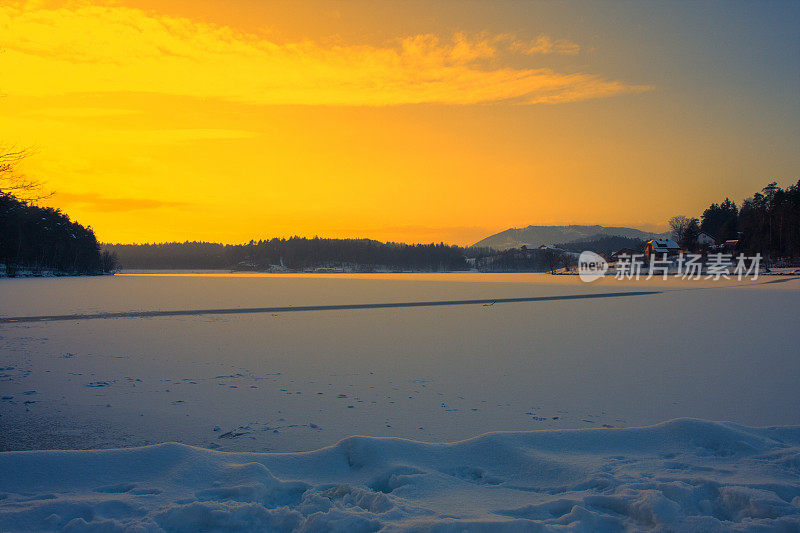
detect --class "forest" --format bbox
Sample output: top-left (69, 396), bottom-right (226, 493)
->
top-left (0, 193), bottom-right (117, 276)
top-left (0, 150), bottom-right (113, 276)
top-left (554, 235), bottom-right (646, 255)
top-left (667, 180), bottom-right (800, 259)
top-left (103, 238), bottom-right (469, 272)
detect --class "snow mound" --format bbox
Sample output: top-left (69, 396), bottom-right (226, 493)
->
top-left (1, 419), bottom-right (799, 531)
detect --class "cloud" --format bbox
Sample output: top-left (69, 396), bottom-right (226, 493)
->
top-left (514, 35), bottom-right (581, 56)
top-left (53, 191), bottom-right (189, 212)
top-left (0, 2), bottom-right (651, 106)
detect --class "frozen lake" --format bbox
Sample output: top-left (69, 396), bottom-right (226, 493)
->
top-left (1, 272), bottom-right (799, 452)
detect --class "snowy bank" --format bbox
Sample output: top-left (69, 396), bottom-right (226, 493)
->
top-left (1, 419), bottom-right (799, 532)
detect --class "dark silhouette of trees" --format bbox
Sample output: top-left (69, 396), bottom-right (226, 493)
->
top-left (555, 235), bottom-right (645, 255)
top-left (738, 180), bottom-right (800, 258)
top-left (103, 238), bottom-right (469, 272)
top-left (100, 250), bottom-right (120, 273)
top-left (683, 218), bottom-right (700, 250)
top-left (0, 148), bottom-right (105, 276)
top-left (0, 192), bottom-right (106, 275)
top-left (463, 246), bottom-right (496, 259)
top-left (474, 247), bottom-right (569, 273)
top-left (674, 180), bottom-right (799, 260)
top-left (700, 198), bottom-right (738, 241)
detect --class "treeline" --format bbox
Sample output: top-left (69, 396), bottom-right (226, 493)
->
top-left (473, 247), bottom-right (569, 273)
top-left (0, 192), bottom-right (114, 276)
top-left (737, 181), bottom-right (800, 257)
top-left (671, 180), bottom-right (800, 258)
top-left (103, 238), bottom-right (469, 272)
top-left (555, 234), bottom-right (645, 255)
top-left (104, 242), bottom-right (231, 270)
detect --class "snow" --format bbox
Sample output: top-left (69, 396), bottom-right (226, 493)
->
top-left (1, 272), bottom-right (799, 530)
top-left (645, 238), bottom-right (681, 252)
top-left (1, 419), bottom-right (799, 531)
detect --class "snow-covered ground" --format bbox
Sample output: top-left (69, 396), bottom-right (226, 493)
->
top-left (1, 272), bottom-right (799, 530)
top-left (1, 420), bottom-right (799, 531)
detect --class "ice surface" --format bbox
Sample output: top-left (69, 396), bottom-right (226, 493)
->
top-left (1, 273), bottom-right (799, 530)
top-left (0, 271), bottom-right (786, 317)
top-left (1, 273), bottom-right (798, 452)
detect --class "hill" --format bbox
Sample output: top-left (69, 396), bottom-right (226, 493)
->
top-left (471, 225), bottom-right (665, 250)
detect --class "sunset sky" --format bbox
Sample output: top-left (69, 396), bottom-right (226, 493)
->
top-left (2, 0), bottom-right (798, 245)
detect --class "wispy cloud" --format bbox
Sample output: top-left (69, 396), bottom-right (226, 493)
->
top-left (514, 35), bottom-right (581, 56)
top-left (0, 3), bottom-right (651, 106)
top-left (53, 192), bottom-right (189, 212)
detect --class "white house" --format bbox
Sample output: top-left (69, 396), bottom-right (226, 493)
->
top-left (643, 238), bottom-right (681, 258)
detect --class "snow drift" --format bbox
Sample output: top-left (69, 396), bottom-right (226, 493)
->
top-left (1, 419), bottom-right (799, 532)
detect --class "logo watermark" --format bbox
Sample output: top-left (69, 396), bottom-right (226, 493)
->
top-left (578, 251), bottom-right (608, 282)
top-left (579, 252), bottom-right (762, 282)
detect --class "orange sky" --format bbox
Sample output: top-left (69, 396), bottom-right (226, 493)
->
top-left (2, 0), bottom-right (798, 245)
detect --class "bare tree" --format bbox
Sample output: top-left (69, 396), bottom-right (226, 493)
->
top-left (0, 148), bottom-right (51, 201)
top-left (668, 215), bottom-right (700, 250)
top-left (668, 216), bottom-right (690, 242)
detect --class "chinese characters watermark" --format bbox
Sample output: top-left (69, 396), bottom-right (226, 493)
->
top-left (578, 252), bottom-right (762, 282)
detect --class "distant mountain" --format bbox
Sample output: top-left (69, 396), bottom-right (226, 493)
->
top-left (471, 225), bottom-right (667, 250)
